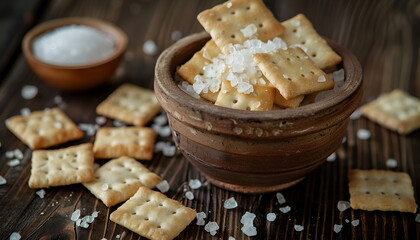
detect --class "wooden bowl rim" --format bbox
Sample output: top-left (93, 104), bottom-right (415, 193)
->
top-left (155, 31), bottom-right (362, 121)
top-left (22, 17), bottom-right (128, 69)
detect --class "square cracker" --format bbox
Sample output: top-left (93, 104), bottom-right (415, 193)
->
top-left (28, 143), bottom-right (94, 189)
top-left (215, 80), bottom-right (275, 111)
top-left (348, 169), bottom-right (416, 213)
top-left (360, 89), bottom-right (420, 134)
top-left (93, 127), bottom-right (156, 160)
top-left (96, 83), bottom-right (161, 126)
top-left (197, 0), bottom-right (286, 55)
top-left (5, 108), bottom-right (83, 150)
top-left (83, 157), bottom-right (162, 207)
top-left (274, 90), bottom-right (304, 108)
top-left (281, 14), bottom-right (342, 70)
top-left (253, 47), bottom-right (334, 100)
top-left (177, 39), bottom-right (221, 103)
top-left (110, 186), bottom-right (196, 240)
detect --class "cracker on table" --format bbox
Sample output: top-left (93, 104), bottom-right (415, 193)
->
top-left (177, 39), bottom-right (221, 103)
top-left (93, 127), bottom-right (156, 160)
top-left (197, 0), bottom-right (286, 55)
top-left (96, 84), bottom-right (161, 126)
top-left (348, 169), bottom-right (416, 213)
top-left (83, 157), bottom-right (162, 207)
top-left (5, 108), bottom-right (83, 150)
top-left (28, 143), bottom-right (94, 189)
top-left (360, 89), bottom-right (420, 134)
top-left (253, 47), bottom-right (334, 100)
top-left (215, 80), bottom-right (275, 111)
top-left (274, 90), bottom-right (304, 108)
top-left (110, 186), bottom-right (196, 240)
top-left (281, 14), bottom-right (342, 70)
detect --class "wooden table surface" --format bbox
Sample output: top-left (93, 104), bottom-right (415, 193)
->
top-left (1, 0), bottom-right (419, 239)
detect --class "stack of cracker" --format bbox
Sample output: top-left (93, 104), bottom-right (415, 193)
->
top-left (177, 0), bottom-right (342, 111)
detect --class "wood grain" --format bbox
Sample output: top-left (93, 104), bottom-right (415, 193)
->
top-left (0, 0), bottom-right (419, 239)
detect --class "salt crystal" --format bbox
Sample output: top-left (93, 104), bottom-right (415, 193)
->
top-left (240, 24), bottom-right (258, 38)
top-left (185, 191), bottom-right (194, 200)
top-left (7, 159), bottom-right (20, 167)
top-left (80, 220), bottom-right (89, 228)
top-left (54, 121), bottom-right (63, 129)
top-left (342, 136), bottom-right (347, 143)
top-left (36, 189), bottom-right (46, 199)
top-left (0, 176), bottom-right (6, 185)
top-left (224, 197), bottom-right (238, 209)
top-left (152, 125), bottom-right (171, 137)
top-left (171, 30), bottom-right (182, 41)
top-left (156, 180), bottom-right (170, 193)
top-left (228, 237), bottom-right (235, 240)
top-left (266, 213), bottom-right (276, 222)
top-left (179, 81), bottom-right (200, 99)
top-left (75, 219), bottom-right (82, 226)
top-left (116, 234), bottom-right (120, 239)
top-left (9, 232), bottom-right (21, 240)
top-left (40, 212), bottom-right (44, 215)
top-left (326, 152), bottom-right (337, 162)
top-left (337, 201), bottom-right (350, 212)
top-left (345, 219), bottom-right (350, 223)
top-left (317, 75), bottom-right (326, 83)
top-left (386, 158), bottom-right (397, 168)
top-left (357, 129), bottom-right (371, 140)
top-left (189, 179), bottom-right (202, 189)
top-left (5, 151), bottom-right (14, 158)
top-left (350, 108), bottom-right (361, 120)
top-left (241, 211), bottom-right (257, 236)
top-left (294, 225), bottom-right (304, 232)
top-left (196, 212), bottom-right (206, 226)
top-left (21, 85), bottom-right (38, 100)
top-left (143, 40), bottom-right (159, 56)
top-left (20, 107), bottom-right (31, 116)
top-left (283, 74), bottom-right (289, 79)
top-left (227, 2), bottom-right (232, 8)
top-left (91, 211), bottom-right (99, 218)
top-left (415, 214), bottom-right (420, 222)
top-left (351, 219), bottom-right (360, 226)
top-left (95, 116), bottom-right (107, 125)
top-left (153, 113), bottom-right (168, 126)
top-left (334, 224), bottom-right (343, 233)
top-left (279, 206), bottom-right (291, 213)
top-left (204, 221), bottom-right (219, 236)
top-left (113, 120), bottom-right (126, 127)
top-left (14, 149), bottom-right (23, 159)
top-left (241, 224), bottom-right (257, 237)
top-left (33, 25), bottom-right (115, 65)
top-left (276, 192), bottom-right (286, 204)
top-left (54, 95), bottom-right (63, 104)
top-left (162, 144), bottom-right (176, 157)
top-left (102, 183), bottom-right (109, 191)
top-left (71, 209), bottom-right (81, 221)
top-left (290, 20), bottom-right (300, 26)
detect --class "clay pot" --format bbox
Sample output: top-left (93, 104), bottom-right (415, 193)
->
top-left (22, 17), bottom-right (127, 91)
top-left (154, 31), bottom-right (362, 193)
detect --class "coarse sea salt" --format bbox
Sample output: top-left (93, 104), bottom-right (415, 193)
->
top-left (9, 232), bottom-right (21, 240)
top-left (386, 158), bottom-right (397, 168)
top-left (337, 200), bottom-right (350, 212)
top-left (266, 213), bottom-right (276, 222)
top-left (227, 2), bottom-right (232, 8)
top-left (204, 221), bottom-right (219, 236)
top-left (33, 25), bottom-right (115, 66)
top-left (152, 124), bottom-right (172, 138)
top-left (357, 129), bottom-right (371, 140)
top-left (0, 176), bottom-right (6, 185)
top-left (351, 219), bottom-right (360, 226)
top-left (415, 214), bottom-right (420, 222)
top-left (241, 212), bottom-right (257, 237)
top-left (36, 189), bottom-right (46, 199)
top-left (20, 107), bottom-right (31, 116)
top-left (294, 225), bottom-right (304, 232)
top-left (153, 113), bottom-right (168, 125)
top-left (14, 149), bottom-right (23, 159)
top-left (279, 206), bottom-right (291, 213)
top-left (224, 197), bottom-right (238, 209)
top-left (196, 212), bottom-right (206, 226)
top-left (6, 151), bottom-right (14, 158)
top-left (240, 24), bottom-right (258, 38)
top-left (334, 224), bottom-right (343, 233)
top-left (95, 116), bottom-right (107, 125)
top-left (143, 40), bottom-right (159, 56)
top-left (154, 141), bottom-right (176, 157)
top-left (317, 75), bottom-right (326, 83)
top-left (171, 30), bottom-right (182, 41)
top-left (188, 179), bottom-right (202, 189)
top-left (7, 159), bottom-right (20, 167)
top-left (326, 152), bottom-right (337, 162)
top-left (178, 81), bottom-right (201, 99)
top-left (156, 180), bottom-right (170, 193)
top-left (71, 209), bottom-right (81, 221)
top-left (102, 183), bottom-right (109, 191)
top-left (185, 191), bottom-right (194, 200)
top-left (21, 85), bottom-right (38, 100)
top-left (276, 192), bottom-right (286, 204)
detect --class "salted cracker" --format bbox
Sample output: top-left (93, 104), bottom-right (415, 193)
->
top-left (5, 108), bottom-right (83, 150)
top-left (360, 89), bottom-right (420, 135)
top-left (197, 0), bottom-right (286, 55)
top-left (274, 90), bottom-right (304, 108)
top-left (281, 14), bottom-right (342, 70)
top-left (83, 157), bottom-right (162, 207)
top-left (253, 47), bottom-right (334, 100)
top-left (348, 169), bottom-right (416, 213)
top-left (93, 127), bottom-right (156, 160)
top-left (96, 84), bottom-right (161, 126)
top-left (110, 186), bottom-right (196, 240)
top-left (28, 143), bottom-right (94, 189)
top-left (177, 40), bottom-right (221, 103)
top-left (215, 80), bottom-right (275, 110)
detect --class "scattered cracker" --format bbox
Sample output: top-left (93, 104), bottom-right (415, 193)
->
top-left (110, 186), bottom-right (196, 240)
top-left (28, 143), bottom-right (94, 189)
top-left (253, 47), bottom-right (334, 100)
top-left (83, 157), bottom-right (162, 207)
top-left (215, 80), bottom-right (275, 110)
top-left (6, 108), bottom-right (83, 149)
top-left (197, 0), bottom-right (285, 55)
top-left (93, 127), bottom-right (156, 160)
top-left (96, 84), bottom-right (161, 126)
top-left (281, 14), bottom-right (342, 70)
top-left (360, 89), bottom-right (420, 134)
top-left (348, 169), bottom-right (416, 213)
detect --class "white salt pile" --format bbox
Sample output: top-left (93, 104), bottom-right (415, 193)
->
top-left (0, 176), bottom-right (6, 185)
top-left (351, 219), bottom-right (360, 226)
top-left (33, 25), bottom-right (115, 66)
top-left (326, 152), bottom-right (337, 162)
top-left (357, 129), bottom-right (371, 140)
top-left (9, 232), bottom-right (21, 240)
top-left (279, 206), bottom-right (291, 213)
top-left (266, 213), bottom-right (276, 222)
top-left (156, 180), bottom-right (170, 193)
top-left (204, 221), bottom-right (219, 236)
top-left (386, 158), bottom-right (397, 168)
top-left (294, 225), bottom-right (304, 232)
top-left (21, 85), bottom-right (38, 100)
top-left (223, 197), bottom-right (238, 209)
top-left (196, 212), bottom-right (206, 226)
top-left (337, 201), bottom-right (350, 212)
top-left (276, 192), bottom-right (286, 204)
top-left (20, 108), bottom-right (31, 116)
top-left (185, 191), bottom-right (194, 200)
top-left (143, 40), bottom-right (159, 56)
top-left (334, 224), bottom-right (343, 233)
top-left (36, 189), bottom-right (46, 199)
top-left (188, 179), bottom-right (202, 189)
top-left (241, 211), bottom-right (257, 236)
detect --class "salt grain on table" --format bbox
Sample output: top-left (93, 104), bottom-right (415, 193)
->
top-left (9, 232), bottom-right (21, 240)
top-left (228, 237), bottom-right (235, 240)
top-left (196, 212), bottom-right (206, 226)
top-left (276, 192), bottom-right (286, 204)
top-left (386, 158), bottom-right (398, 168)
top-left (334, 224), bottom-right (343, 233)
top-left (113, 120), bottom-right (126, 127)
top-left (71, 209), bottom-right (81, 221)
top-left (357, 129), bottom-right (371, 140)
top-left (54, 95), bottom-right (63, 104)
top-left (95, 116), bottom-right (107, 125)
top-left (20, 107), bottom-right (31, 116)
top-left (351, 219), bottom-right (360, 227)
top-left (224, 197), bottom-right (238, 209)
top-left (152, 124), bottom-right (171, 137)
top-left (337, 200), bottom-right (350, 212)
top-left (102, 183), bottom-right (109, 191)
top-left (266, 213), bottom-right (276, 222)
top-left (241, 212), bottom-right (257, 236)
top-left (153, 113), bottom-right (168, 125)
top-left (345, 219), bottom-right (350, 223)
top-left (5, 151), bottom-right (14, 158)
top-left (21, 85), bottom-right (38, 100)
top-left (279, 206), bottom-right (291, 213)
top-left (7, 159), bottom-right (20, 167)
top-left (294, 225), bottom-right (304, 232)
top-left (143, 40), bottom-right (159, 56)
top-left (178, 81), bottom-right (200, 99)
top-left (156, 180), bottom-right (170, 193)
top-left (36, 189), bottom-right (46, 199)
top-left (326, 152), bottom-right (337, 162)
top-left (14, 149), bottom-right (23, 159)
top-left (185, 191), bottom-right (194, 200)
top-left (0, 176), bottom-right (6, 185)
top-left (204, 221), bottom-right (219, 236)
top-left (188, 179), bottom-right (202, 189)
top-left (350, 108), bottom-right (361, 120)
top-left (171, 30), bottom-right (182, 41)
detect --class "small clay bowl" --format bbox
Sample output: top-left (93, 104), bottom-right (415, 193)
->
top-left (22, 17), bottom-right (127, 91)
top-left (155, 32), bottom-right (362, 194)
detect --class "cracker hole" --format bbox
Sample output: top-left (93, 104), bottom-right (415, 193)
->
top-left (300, 74), bottom-right (305, 77)
top-left (296, 55), bottom-right (300, 59)
top-left (259, 23), bottom-right (263, 28)
top-left (145, 218), bottom-right (149, 221)
top-left (381, 192), bottom-right (385, 195)
top-left (364, 177), bottom-right (369, 181)
top-left (246, 107), bottom-right (251, 110)
top-left (271, 61), bottom-right (276, 64)
top-left (245, 5), bottom-right (250, 10)
top-left (365, 191), bottom-right (370, 194)
top-left (230, 11), bottom-right (235, 15)
top-left (311, 53), bottom-right (317, 58)
top-left (310, 71), bottom-right (315, 75)
top-left (286, 58), bottom-right (291, 61)
top-left (230, 34), bottom-right (236, 39)
top-left (199, 72), bottom-right (204, 76)
top-left (395, 193), bottom-right (400, 196)
top-left (157, 225), bottom-right (162, 229)
top-left (393, 179), bottom-right (398, 183)
top-left (159, 203), bottom-right (163, 207)
top-left (217, 17), bottom-right (222, 21)
top-left (172, 211), bottom-right (177, 214)
top-left (292, 29), bottom-right (297, 33)
top-left (301, 41), bottom-right (306, 44)
top-left (233, 99), bottom-right (238, 104)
